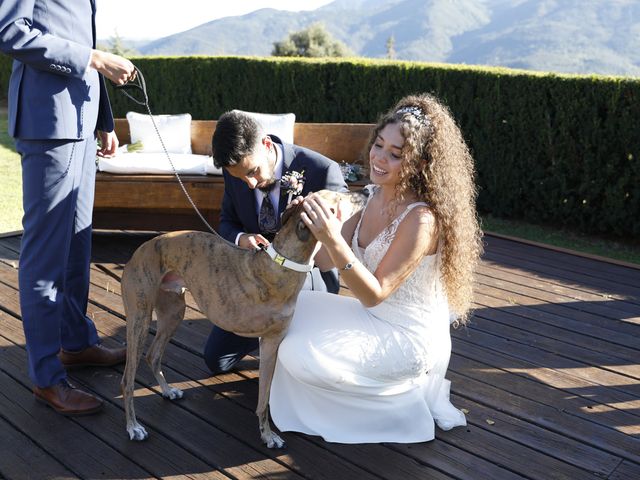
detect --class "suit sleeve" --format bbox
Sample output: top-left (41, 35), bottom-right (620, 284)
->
top-left (217, 172), bottom-right (245, 243)
top-left (96, 76), bottom-right (115, 133)
top-left (324, 161), bottom-right (349, 193)
top-left (0, 0), bottom-right (92, 79)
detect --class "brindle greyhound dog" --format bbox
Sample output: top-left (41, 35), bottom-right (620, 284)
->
top-left (120, 189), bottom-right (367, 448)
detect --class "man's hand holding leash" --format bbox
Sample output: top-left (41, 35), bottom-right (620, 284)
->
top-left (91, 50), bottom-right (135, 158)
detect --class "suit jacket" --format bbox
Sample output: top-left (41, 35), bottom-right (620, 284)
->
top-left (218, 135), bottom-right (348, 243)
top-left (0, 0), bottom-right (114, 140)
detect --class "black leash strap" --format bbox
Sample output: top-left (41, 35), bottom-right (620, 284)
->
top-left (114, 67), bottom-right (216, 234)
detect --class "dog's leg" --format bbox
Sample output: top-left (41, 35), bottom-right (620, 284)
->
top-left (256, 332), bottom-right (286, 449)
top-left (121, 278), bottom-right (154, 441)
top-left (146, 289), bottom-right (186, 401)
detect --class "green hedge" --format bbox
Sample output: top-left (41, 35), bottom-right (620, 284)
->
top-left (2, 54), bottom-right (639, 238)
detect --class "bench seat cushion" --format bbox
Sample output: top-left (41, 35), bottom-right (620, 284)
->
top-left (126, 112), bottom-right (193, 154)
top-left (97, 152), bottom-right (223, 175)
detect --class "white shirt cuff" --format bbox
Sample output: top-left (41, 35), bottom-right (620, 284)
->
top-left (234, 232), bottom-right (245, 245)
top-left (84, 49), bottom-right (93, 75)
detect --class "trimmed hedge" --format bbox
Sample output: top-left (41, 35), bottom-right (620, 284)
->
top-left (1, 54), bottom-right (639, 238)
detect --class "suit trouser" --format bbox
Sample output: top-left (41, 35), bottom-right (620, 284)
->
top-left (203, 268), bottom-right (340, 374)
top-left (16, 137), bottom-right (100, 388)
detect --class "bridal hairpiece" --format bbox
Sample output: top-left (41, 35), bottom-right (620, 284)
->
top-left (396, 106), bottom-right (430, 127)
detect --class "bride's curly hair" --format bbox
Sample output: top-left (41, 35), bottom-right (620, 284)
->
top-left (366, 93), bottom-right (483, 323)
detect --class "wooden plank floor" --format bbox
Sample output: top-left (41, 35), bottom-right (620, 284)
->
top-left (0, 231), bottom-right (638, 479)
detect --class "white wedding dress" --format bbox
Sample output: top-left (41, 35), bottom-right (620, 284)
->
top-left (269, 186), bottom-right (466, 443)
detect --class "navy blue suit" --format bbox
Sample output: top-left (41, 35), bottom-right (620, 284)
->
top-left (1, 0), bottom-right (114, 387)
top-left (204, 135), bottom-right (348, 373)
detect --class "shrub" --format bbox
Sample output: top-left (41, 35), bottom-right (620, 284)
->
top-left (2, 54), bottom-right (638, 238)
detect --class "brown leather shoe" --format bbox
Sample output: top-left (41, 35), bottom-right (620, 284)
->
top-left (59, 343), bottom-right (126, 368)
top-left (33, 380), bottom-right (103, 416)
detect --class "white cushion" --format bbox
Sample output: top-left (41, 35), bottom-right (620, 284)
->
top-left (126, 112), bottom-right (192, 154)
top-left (97, 152), bottom-right (222, 175)
top-left (232, 110), bottom-right (295, 144)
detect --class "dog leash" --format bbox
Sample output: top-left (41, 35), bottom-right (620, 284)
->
top-left (116, 68), bottom-right (313, 273)
top-left (114, 67), bottom-right (216, 234)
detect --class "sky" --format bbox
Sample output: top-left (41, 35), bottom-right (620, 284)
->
top-left (96, 1), bottom-right (335, 40)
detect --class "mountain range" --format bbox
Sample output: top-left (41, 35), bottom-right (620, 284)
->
top-left (132, 0), bottom-right (640, 77)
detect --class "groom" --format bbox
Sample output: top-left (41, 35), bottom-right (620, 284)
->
top-left (204, 110), bottom-right (348, 374)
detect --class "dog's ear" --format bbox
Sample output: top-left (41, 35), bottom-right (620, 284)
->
top-left (296, 220), bottom-right (311, 242)
top-left (281, 202), bottom-right (303, 226)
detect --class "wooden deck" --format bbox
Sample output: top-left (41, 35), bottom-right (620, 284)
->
top-left (0, 231), bottom-right (638, 479)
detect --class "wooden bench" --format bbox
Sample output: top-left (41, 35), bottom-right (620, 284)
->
top-left (93, 119), bottom-right (375, 231)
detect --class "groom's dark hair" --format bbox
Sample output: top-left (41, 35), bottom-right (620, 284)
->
top-left (212, 110), bottom-right (264, 168)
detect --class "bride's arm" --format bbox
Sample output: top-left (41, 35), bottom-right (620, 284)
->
top-left (302, 195), bottom-right (438, 307)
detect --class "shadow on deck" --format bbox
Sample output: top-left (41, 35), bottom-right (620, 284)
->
top-left (0, 232), bottom-right (638, 479)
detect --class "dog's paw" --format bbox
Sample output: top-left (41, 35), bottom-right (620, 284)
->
top-left (127, 423), bottom-right (149, 441)
top-left (162, 387), bottom-right (184, 401)
top-left (263, 431), bottom-right (286, 449)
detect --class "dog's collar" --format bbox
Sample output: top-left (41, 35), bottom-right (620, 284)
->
top-left (263, 244), bottom-right (314, 273)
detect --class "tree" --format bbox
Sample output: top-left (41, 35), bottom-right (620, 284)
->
top-left (386, 35), bottom-right (396, 60)
top-left (272, 23), bottom-right (351, 58)
top-left (105, 30), bottom-right (137, 57)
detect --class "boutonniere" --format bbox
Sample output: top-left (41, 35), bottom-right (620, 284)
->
top-left (280, 169), bottom-right (305, 204)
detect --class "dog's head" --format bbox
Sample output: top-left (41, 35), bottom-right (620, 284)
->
top-left (280, 189), bottom-right (369, 243)
top-left (281, 202), bottom-right (311, 242)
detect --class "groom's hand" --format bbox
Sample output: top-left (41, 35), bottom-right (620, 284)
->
top-left (285, 195), bottom-right (304, 210)
top-left (238, 233), bottom-right (270, 250)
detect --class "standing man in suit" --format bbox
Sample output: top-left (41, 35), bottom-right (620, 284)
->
top-left (204, 110), bottom-right (348, 374)
top-left (0, 0), bottom-right (137, 415)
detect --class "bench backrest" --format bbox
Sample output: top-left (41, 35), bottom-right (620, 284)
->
top-left (113, 119), bottom-right (375, 165)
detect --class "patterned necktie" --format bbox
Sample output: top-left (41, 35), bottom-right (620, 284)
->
top-left (258, 189), bottom-right (278, 238)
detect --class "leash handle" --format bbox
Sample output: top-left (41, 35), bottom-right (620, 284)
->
top-left (113, 66), bottom-right (216, 234)
top-left (113, 67), bottom-right (148, 106)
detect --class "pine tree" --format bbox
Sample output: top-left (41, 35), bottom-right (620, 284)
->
top-left (386, 35), bottom-right (396, 60)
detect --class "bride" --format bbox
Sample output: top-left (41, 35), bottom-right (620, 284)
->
top-left (269, 93), bottom-right (483, 443)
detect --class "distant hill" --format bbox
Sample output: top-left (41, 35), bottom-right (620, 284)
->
top-left (135, 0), bottom-right (640, 77)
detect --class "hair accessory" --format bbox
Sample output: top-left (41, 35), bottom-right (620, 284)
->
top-left (396, 106), bottom-right (430, 127)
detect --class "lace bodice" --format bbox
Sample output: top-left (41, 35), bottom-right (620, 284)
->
top-left (351, 186), bottom-right (449, 336)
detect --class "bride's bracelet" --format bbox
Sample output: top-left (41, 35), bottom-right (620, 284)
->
top-left (340, 259), bottom-right (357, 271)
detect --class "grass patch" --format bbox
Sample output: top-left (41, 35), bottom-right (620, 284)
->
top-left (482, 214), bottom-right (640, 266)
top-left (0, 107), bottom-right (22, 234)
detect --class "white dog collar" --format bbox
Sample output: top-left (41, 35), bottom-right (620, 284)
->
top-left (264, 244), bottom-right (314, 273)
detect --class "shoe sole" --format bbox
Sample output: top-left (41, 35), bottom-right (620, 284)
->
top-left (34, 394), bottom-right (104, 416)
top-left (61, 360), bottom-right (125, 369)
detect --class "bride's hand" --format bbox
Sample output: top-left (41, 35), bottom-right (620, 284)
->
top-left (300, 193), bottom-right (344, 244)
